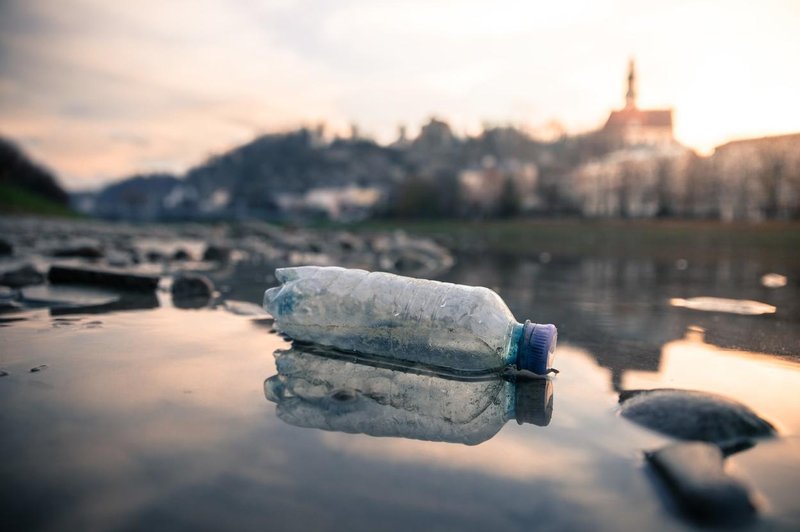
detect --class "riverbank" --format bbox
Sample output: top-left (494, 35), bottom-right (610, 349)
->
top-left (349, 219), bottom-right (800, 266)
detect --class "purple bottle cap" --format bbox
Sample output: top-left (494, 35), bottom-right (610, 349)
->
top-left (518, 321), bottom-right (558, 375)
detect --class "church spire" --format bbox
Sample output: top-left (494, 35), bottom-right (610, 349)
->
top-left (625, 57), bottom-right (637, 109)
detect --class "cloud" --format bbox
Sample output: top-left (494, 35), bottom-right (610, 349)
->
top-left (1, 0), bottom-right (799, 187)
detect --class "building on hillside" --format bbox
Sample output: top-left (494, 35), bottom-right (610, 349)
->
top-left (458, 158), bottom-right (539, 217)
top-left (602, 59), bottom-right (674, 148)
top-left (711, 133), bottom-right (800, 220)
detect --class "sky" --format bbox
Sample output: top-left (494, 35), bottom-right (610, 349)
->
top-left (1, 0), bottom-right (799, 190)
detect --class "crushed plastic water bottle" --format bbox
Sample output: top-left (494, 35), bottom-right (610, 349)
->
top-left (263, 266), bottom-right (557, 374)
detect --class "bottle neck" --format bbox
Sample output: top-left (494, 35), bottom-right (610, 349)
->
top-left (505, 321), bottom-right (525, 365)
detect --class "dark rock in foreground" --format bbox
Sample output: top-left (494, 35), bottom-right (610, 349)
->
top-left (48, 265), bottom-right (159, 292)
top-left (619, 388), bottom-right (775, 446)
top-left (0, 264), bottom-right (45, 288)
top-left (647, 442), bottom-right (756, 524)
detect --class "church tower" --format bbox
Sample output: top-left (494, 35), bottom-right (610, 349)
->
top-left (625, 58), bottom-right (637, 110)
top-left (603, 58), bottom-right (674, 147)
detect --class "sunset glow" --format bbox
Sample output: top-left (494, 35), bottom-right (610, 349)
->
top-left (1, 0), bottom-right (799, 189)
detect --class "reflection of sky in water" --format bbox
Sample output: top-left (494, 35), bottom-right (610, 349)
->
top-left (1, 250), bottom-right (799, 530)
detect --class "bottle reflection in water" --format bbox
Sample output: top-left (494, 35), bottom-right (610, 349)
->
top-left (264, 344), bottom-right (554, 446)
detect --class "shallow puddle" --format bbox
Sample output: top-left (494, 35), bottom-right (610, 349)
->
top-left (1, 253), bottom-right (798, 530)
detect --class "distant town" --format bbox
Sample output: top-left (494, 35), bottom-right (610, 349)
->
top-left (4, 60), bottom-right (799, 222)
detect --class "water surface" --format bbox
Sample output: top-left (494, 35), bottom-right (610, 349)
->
top-left (1, 250), bottom-right (799, 531)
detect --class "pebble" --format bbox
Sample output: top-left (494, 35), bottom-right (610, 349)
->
top-left (171, 273), bottom-right (214, 308)
top-left (202, 245), bottom-right (231, 263)
top-left (29, 364), bottom-right (48, 373)
top-left (619, 388), bottom-right (775, 446)
top-left (0, 264), bottom-right (46, 288)
top-left (172, 249), bottom-right (191, 261)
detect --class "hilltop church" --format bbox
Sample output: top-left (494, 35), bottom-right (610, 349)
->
top-left (602, 59), bottom-right (674, 148)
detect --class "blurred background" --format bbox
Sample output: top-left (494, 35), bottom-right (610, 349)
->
top-left (1, 0), bottom-right (799, 222)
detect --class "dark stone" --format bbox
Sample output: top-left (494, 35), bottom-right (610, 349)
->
top-left (48, 265), bottom-right (159, 292)
top-left (647, 442), bottom-right (756, 524)
top-left (145, 250), bottom-right (165, 263)
top-left (0, 264), bottom-right (45, 288)
top-left (171, 273), bottom-right (214, 309)
top-left (619, 389), bottom-right (775, 446)
top-left (172, 248), bottom-right (191, 261)
top-left (0, 237), bottom-right (12, 256)
top-left (202, 245), bottom-right (230, 263)
top-left (29, 364), bottom-right (48, 373)
top-left (0, 369), bottom-right (8, 377)
top-left (50, 245), bottom-right (104, 259)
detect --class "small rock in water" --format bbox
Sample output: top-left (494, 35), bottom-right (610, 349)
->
top-left (29, 364), bottom-right (48, 373)
top-left (202, 245), bottom-right (231, 263)
top-left (171, 273), bottom-right (214, 308)
top-left (619, 389), bottom-right (775, 446)
top-left (172, 248), bottom-right (191, 261)
top-left (647, 442), bottom-right (756, 524)
top-left (0, 237), bottom-right (12, 256)
top-left (50, 244), bottom-right (104, 259)
top-left (0, 369), bottom-right (9, 377)
top-left (0, 264), bottom-right (46, 288)
top-left (145, 250), bottom-right (166, 263)
top-left (48, 265), bottom-right (159, 292)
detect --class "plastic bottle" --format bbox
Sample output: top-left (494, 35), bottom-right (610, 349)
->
top-left (263, 266), bottom-right (557, 374)
top-left (264, 344), bottom-right (553, 445)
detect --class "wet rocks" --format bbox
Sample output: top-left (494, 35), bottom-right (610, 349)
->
top-left (647, 442), bottom-right (756, 524)
top-left (0, 237), bottom-right (12, 255)
top-left (171, 273), bottom-right (214, 308)
top-left (621, 389), bottom-right (774, 526)
top-left (29, 364), bottom-right (48, 373)
top-left (619, 388), bottom-right (775, 446)
top-left (48, 265), bottom-right (159, 292)
top-left (0, 218), bottom-right (457, 315)
top-left (0, 264), bottom-right (45, 288)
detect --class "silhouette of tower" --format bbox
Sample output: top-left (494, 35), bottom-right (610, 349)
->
top-left (625, 58), bottom-right (637, 110)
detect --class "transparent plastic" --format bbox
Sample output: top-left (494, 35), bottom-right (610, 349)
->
top-left (264, 266), bottom-right (556, 373)
top-left (264, 345), bottom-right (553, 445)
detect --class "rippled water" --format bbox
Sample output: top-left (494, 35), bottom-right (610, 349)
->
top-left (1, 251), bottom-right (799, 531)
